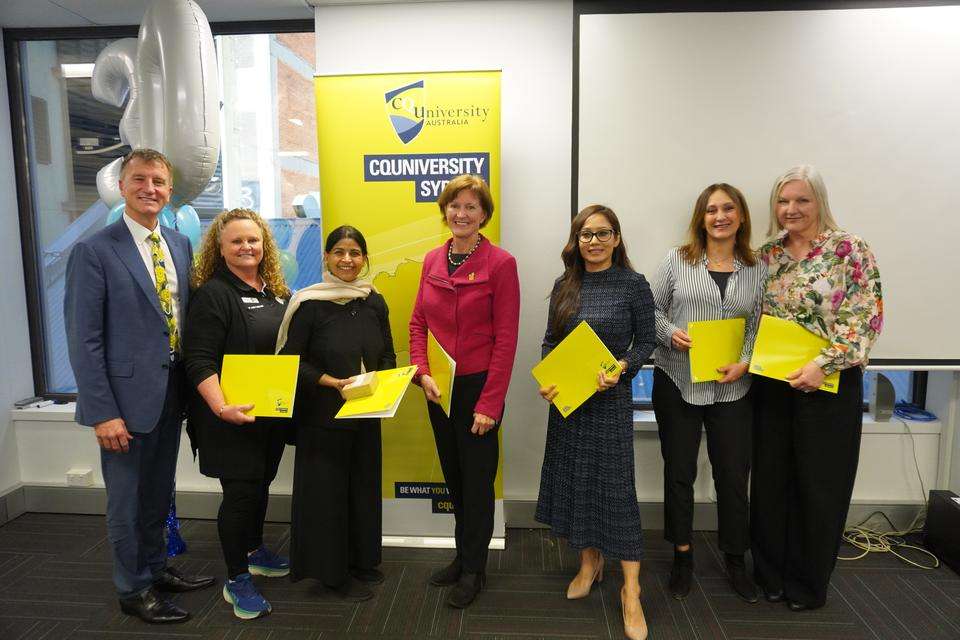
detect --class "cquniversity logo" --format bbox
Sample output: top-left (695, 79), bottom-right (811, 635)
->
top-left (385, 80), bottom-right (425, 144)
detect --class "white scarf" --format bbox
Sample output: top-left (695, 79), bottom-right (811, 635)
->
top-left (274, 271), bottom-right (375, 353)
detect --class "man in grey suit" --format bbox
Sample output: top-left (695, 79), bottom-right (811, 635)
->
top-left (64, 148), bottom-right (213, 623)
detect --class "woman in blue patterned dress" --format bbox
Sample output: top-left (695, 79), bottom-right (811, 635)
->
top-left (536, 205), bottom-right (656, 640)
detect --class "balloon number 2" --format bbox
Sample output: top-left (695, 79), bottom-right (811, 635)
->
top-left (90, 0), bottom-right (220, 211)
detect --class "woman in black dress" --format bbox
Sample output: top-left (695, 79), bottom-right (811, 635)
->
top-left (536, 205), bottom-right (656, 640)
top-left (278, 225), bottom-right (396, 601)
top-left (183, 208), bottom-right (291, 620)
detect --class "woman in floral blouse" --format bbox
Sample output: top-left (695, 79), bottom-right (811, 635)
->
top-left (751, 165), bottom-right (882, 612)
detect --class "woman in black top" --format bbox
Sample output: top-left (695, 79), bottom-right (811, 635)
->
top-left (278, 225), bottom-right (396, 602)
top-left (183, 208), bottom-right (291, 620)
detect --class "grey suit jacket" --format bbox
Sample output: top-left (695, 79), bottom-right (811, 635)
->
top-left (64, 219), bottom-right (192, 433)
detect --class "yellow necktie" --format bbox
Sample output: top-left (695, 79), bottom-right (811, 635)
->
top-left (148, 233), bottom-right (179, 353)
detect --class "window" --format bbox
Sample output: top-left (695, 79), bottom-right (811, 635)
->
top-left (11, 25), bottom-right (320, 396)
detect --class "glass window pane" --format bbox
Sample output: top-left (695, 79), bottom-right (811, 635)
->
top-left (20, 31), bottom-right (320, 395)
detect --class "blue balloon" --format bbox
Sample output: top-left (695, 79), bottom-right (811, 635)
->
top-left (270, 218), bottom-right (292, 250)
top-left (279, 250), bottom-right (299, 286)
top-left (159, 205), bottom-right (176, 229)
top-left (175, 204), bottom-right (202, 248)
top-left (294, 224), bottom-right (323, 289)
top-left (105, 202), bottom-right (125, 226)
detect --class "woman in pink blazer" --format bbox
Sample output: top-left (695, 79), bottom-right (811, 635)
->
top-left (409, 174), bottom-right (520, 609)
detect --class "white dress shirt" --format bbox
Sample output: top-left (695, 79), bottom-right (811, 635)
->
top-left (122, 213), bottom-right (182, 328)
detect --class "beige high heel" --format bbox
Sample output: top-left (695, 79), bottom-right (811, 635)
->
top-left (620, 586), bottom-right (648, 640)
top-left (566, 554), bottom-right (604, 599)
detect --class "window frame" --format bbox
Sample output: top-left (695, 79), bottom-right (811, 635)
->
top-left (4, 20), bottom-right (312, 400)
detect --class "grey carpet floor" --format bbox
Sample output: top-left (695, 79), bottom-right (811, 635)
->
top-left (0, 512), bottom-right (957, 639)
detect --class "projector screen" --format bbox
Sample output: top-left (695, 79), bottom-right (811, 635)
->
top-left (577, 6), bottom-right (960, 365)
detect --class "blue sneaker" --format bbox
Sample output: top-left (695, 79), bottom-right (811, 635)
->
top-left (247, 546), bottom-right (290, 577)
top-left (222, 573), bottom-right (271, 620)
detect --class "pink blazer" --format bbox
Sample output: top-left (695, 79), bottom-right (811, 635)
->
top-left (409, 237), bottom-right (520, 422)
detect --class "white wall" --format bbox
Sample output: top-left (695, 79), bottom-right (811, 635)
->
top-left (0, 31), bottom-right (35, 494)
top-left (314, 0), bottom-right (573, 501)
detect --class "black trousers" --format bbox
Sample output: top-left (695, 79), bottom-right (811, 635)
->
top-left (427, 372), bottom-right (499, 575)
top-left (653, 368), bottom-right (752, 554)
top-left (289, 423), bottom-right (382, 587)
top-left (750, 368), bottom-right (863, 608)
top-left (218, 440), bottom-right (284, 579)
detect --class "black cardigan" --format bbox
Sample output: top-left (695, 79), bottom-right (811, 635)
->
top-left (279, 294), bottom-right (396, 431)
top-left (183, 267), bottom-right (291, 479)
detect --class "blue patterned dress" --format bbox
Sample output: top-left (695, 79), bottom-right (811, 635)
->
top-left (535, 266), bottom-right (656, 560)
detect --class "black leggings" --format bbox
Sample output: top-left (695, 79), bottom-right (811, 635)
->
top-left (218, 478), bottom-right (273, 578)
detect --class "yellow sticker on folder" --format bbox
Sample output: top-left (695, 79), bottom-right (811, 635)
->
top-left (335, 366), bottom-right (417, 419)
top-left (427, 330), bottom-right (456, 418)
top-left (688, 318), bottom-right (745, 383)
top-left (532, 321), bottom-right (621, 418)
top-left (221, 354), bottom-right (300, 417)
top-left (749, 315), bottom-right (840, 393)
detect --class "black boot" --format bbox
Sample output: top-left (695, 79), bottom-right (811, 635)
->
top-left (668, 547), bottom-right (693, 599)
top-left (430, 558), bottom-right (462, 586)
top-left (725, 553), bottom-right (759, 604)
top-left (447, 572), bottom-right (485, 608)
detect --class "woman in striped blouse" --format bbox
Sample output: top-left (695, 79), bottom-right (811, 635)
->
top-left (651, 183), bottom-right (766, 603)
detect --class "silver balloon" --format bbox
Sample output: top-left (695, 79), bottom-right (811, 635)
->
top-left (91, 0), bottom-right (220, 206)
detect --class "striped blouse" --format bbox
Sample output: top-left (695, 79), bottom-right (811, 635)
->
top-left (652, 247), bottom-right (767, 406)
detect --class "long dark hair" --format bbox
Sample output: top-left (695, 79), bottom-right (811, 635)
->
top-left (550, 205), bottom-right (633, 336)
top-left (678, 183), bottom-right (756, 266)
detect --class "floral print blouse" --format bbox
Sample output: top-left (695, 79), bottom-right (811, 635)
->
top-left (759, 229), bottom-right (883, 375)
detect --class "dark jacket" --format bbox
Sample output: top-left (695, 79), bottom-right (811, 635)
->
top-left (280, 294), bottom-right (396, 431)
top-left (183, 266), bottom-right (290, 480)
top-left (64, 220), bottom-right (192, 431)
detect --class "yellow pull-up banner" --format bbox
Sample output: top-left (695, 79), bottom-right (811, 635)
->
top-left (315, 71), bottom-right (502, 521)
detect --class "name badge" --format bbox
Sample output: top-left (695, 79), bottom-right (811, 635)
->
top-left (241, 296), bottom-right (260, 304)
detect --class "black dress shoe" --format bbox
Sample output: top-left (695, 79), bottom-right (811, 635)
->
top-left (119, 587), bottom-right (190, 623)
top-left (430, 558), bottom-right (462, 587)
top-left (724, 554), bottom-right (759, 604)
top-left (761, 586), bottom-right (784, 602)
top-left (668, 547), bottom-right (693, 600)
top-left (447, 572), bottom-right (485, 608)
top-left (154, 566), bottom-right (216, 592)
top-left (335, 577), bottom-right (373, 602)
top-left (787, 599), bottom-right (808, 612)
top-left (351, 567), bottom-right (385, 584)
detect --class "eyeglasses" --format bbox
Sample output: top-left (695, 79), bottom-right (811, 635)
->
top-left (578, 228), bottom-right (616, 243)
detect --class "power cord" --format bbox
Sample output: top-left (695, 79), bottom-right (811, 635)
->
top-left (838, 415), bottom-right (939, 569)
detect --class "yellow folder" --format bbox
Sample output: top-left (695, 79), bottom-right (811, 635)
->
top-left (688, 318), bottom-right (745, 383)
top-left (220, 354), bottom-right (300, 418)
top-left (749, 315), bottom-right (840, 393)
top-left (335, 365), bottom-right (418, 419)
top-left (427, 330), bottom-right (456, 417)
top-left (531, 320), bottom-right (622, 419)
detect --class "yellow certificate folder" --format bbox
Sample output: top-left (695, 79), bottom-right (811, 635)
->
top-left (749, 315), bottom-right (840, 393)
top-left (531, 320), bottom-right (622, 419)
top-left (336, 366), bottom-right (418, 419)
top-left (427, 330), bottom-right (456, 417)
top-left (688, 318), bottom-right (745, 383)
top-left (220, 354), bottom-right (300, 418)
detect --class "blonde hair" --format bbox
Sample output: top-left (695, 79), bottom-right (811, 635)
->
top-left (767, 164), bottom-right (840, 238)
top-left (192, 208), bottom-right (290, 297)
